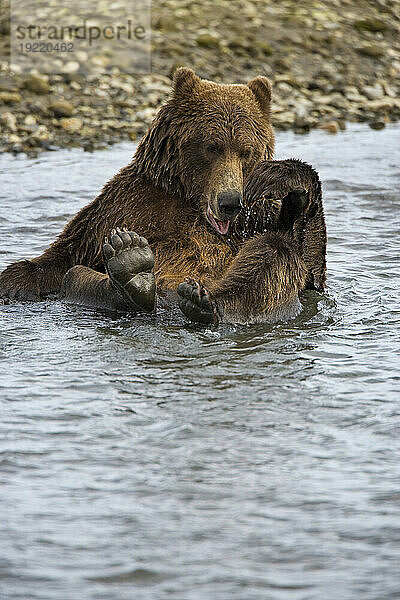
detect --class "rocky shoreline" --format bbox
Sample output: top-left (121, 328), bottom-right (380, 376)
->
top-left (0, 0), bottom-right (399, 157)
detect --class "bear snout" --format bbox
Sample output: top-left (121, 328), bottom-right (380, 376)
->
top-left (217, 190), bottom-right (243, 220)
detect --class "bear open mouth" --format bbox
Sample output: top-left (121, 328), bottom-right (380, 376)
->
top-left (206, 205), bottom-right (230, 235)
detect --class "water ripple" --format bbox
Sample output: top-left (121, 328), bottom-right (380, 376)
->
top-left (1, 124), bottom-right (400, 600)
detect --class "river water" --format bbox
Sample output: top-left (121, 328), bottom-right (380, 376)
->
top-left (1, 124), bottom-right (399, 600)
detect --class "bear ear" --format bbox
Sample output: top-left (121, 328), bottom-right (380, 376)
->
top-left (173, 67), bottom-right (201, 96)
top-left (247, 76), bottom-right (272, 114)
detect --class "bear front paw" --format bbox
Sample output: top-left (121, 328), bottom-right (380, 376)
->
top-left (177, 279), bottom-right (220, 325)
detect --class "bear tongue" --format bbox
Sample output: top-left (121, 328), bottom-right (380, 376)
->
top-left (207, 205), bottom-right (230, 235)
top-left (215, 219), bottom-right (230, 235)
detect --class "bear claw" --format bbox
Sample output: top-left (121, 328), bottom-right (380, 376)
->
top-left (177, 279), bottom-right (219, 325)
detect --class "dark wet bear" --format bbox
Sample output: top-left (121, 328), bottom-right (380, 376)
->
top-left (0, 68), bottom-right (326, 324)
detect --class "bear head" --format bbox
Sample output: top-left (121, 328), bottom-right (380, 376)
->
top-left (134, 67), bottom-right (275, 236)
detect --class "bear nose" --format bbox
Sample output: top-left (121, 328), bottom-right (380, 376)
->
top-left (217, 190), bottom-right (243, 220)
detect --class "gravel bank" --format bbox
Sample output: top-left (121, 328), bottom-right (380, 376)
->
top-left (0, 0), bottom-right (399, 156)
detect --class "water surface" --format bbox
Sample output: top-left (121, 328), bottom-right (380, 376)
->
top-left (1, 124), bottom-right (400, 600)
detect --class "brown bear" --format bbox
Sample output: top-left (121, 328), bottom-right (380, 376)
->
top-left (0, 68), bottom-right (326, 324)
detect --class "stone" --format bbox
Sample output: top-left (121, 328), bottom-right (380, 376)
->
top-left (196, 33), bottom-right (221, 49)
top-left (293, 101), bottom-right (314, 132)
top-left (366, 98), bottom-right (399, 111)
top-left (319, 121), bottom-right (340, 134)
top-left (24, 74), bottom-right (50, 94)
top-left (8, 134), bottom-right (22, 143)
top-left (91, 56), bottom-right (110, 67)
top-left (362, 83), bottom-right (384, 101)
top-left (28, 100), bottom-right (48, 115)
top-left (0, 91), bottom-right (22, 104)
top-left (381, 83), bottom-right (396, 98)
top-left (273, 57), bottom-right (290, 72)
top-left (315, 93), bottom-right (347, 108)
top-left (357, 45), bottom-right (385, 58)
top-left (274, 75), bottom-right (302, 89)
top-left (49, 100), bottom-right (75, 118)
top-left (61, 61), bottom-right (80, 74)
top-left (155, 15), bottom-right (179, 32)
top-left (275, 82), bottom-right (293, 99)
top-left (254, 41), bottom-right (273, 56)
top-left (30, 125), bottom-right (50, 141)
top-left (0, 112), bottom-right (17, 131)
top-left (109, 79), bottom-right (134, 94)
top-left (24, 115), bottom-right (37, 126)
top-left (80, 126), bottom-right (97, 137)
top-left (353, 19), bottom-right (388, 33)
top-left (345, 88), bottom-right (365, 103)
top-left (369, 119), bottom-right (386, 130)
top-left (135, 108), bottom-right (158, 122)
top-left (59, 117), bottom-right (82, 132)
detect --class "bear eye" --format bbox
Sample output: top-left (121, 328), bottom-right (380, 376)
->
top-left (206, 143), bottom-right (223, 155)
top-left (241, 148), bottom-right (252, 161)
